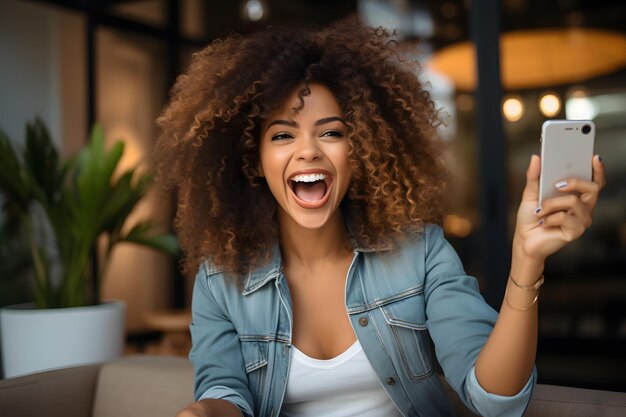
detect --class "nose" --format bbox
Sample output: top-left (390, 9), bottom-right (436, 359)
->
top-left (295, 137), bottom-right (322, 161)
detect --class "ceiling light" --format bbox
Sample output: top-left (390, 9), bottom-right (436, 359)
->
top-left (565, 93), bottom-right (597, 120)
top-left (242, 0), bottom-right (266, 22)
top-left (539, 92), bottom-right (561, 117)
top-left (503, 96), bottom-right (524, 122)
top-left (428, 29), bottom-right (626, 90)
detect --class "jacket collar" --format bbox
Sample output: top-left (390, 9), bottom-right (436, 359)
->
top-left (241, 237), bottom-right (392, 296)
top-left (242, 243), bottom-right (283, 296)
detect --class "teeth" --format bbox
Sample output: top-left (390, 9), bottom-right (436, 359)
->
top-left (291, 173), bottom-right (326, 183)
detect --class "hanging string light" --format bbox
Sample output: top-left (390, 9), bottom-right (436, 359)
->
top-left (502, 95), bottom-right (524, 122)
top-left (539, 92), bottom-right (562, 117)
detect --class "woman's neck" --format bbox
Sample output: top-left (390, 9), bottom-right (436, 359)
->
top-left (278, 210), bottom-right (353, 271)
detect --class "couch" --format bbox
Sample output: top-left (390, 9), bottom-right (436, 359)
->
top-left (1, 355), bottom-right (625, 417)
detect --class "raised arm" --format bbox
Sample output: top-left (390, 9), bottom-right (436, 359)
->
top-left (475, 154), bottom-right (605, 395)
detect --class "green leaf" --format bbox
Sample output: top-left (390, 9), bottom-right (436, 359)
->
top-left (121, 221), bottom-right (180, 256)
top-left (1, 119), bottom-right (181, 308)
top-left (123, 233), bottom-right (180, 256)
top-left (99, 170), bottom-right (144, 233)
top-left (70, 128), bottom-right (125, 244)
top-left (24, 118), bottom-right (66, 205)
top-left (0, 129), bottom-right (31, 211)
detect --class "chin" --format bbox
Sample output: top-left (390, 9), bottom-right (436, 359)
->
top-left (289, 212), bottom-right (334, 230)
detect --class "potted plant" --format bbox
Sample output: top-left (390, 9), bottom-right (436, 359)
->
top-left (0, 118), bottom-right (179, 377)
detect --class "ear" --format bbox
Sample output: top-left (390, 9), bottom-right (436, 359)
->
top-left (257, 162), bottom-right (264, 178)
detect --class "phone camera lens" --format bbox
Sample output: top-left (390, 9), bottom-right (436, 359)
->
top-left (582, 124), bottom-right (591, 134)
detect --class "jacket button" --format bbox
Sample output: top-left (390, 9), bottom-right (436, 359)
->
top-left (387, 377), bottom-right (396, 385)
top-left (358, 317), bottom-right (369, 326)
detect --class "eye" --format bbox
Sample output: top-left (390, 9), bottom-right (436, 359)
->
top-left (271, 132), bottom-right (294, 141)
top-left (321, 129), bottom-right (344, 138)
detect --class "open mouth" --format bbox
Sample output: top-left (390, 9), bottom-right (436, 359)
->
top-left (288, 171), bottom-right (333, 207)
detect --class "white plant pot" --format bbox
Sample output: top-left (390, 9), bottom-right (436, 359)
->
top-left (0, 300), bottom-right (125, 378)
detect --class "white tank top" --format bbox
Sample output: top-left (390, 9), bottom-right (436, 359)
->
top-left (279, 340), bottom-right (403, 417)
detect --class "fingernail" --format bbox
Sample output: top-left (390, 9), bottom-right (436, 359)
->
top-left (538, 219), bottom-right (545, 225)
top-left (597, 155), bottom-right (603, 163)
top-left (555, 181), bottom-right (568, 189)
top-left (533, 207), bottom-right (542, 214)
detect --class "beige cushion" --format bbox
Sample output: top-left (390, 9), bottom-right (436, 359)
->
top-left (527, 384), bottom-right (626, 417)
top-left (439, 373), bottom-right (626, 417)
top-left (0, 364), bottom-right (100, 417)
top-left (92, 355), bottom-right (194, 417)
top-left (3, 354), bottom-right (625, 417)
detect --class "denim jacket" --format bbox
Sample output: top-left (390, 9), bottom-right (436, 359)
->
top-left (189, 225), bottom-right (535, 417)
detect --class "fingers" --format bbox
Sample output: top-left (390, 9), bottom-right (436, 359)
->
top-left (522, 154), bottom-right (541, 201)
top-left (592, 154), bottom-right (606, 188)
top-left (538, 193), bottom-right (591, 242)
top-left (535, 194), bottom-right (592, 227)
top-left (540, 211), bottom-right (586, 242)
top-left (553, 177), bottom-right (600, 195)
top-left (551, 177), bottom-right (601, 208)
top-left (545, 154), bottom-right (604, 209)
top-left (518, 155), bottom-right (604, 259)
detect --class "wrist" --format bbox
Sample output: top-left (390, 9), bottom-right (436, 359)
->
top-left (511, 237), bottom-right (545, 286)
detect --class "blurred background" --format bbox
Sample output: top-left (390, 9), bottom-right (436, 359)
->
top-left (1, 0), bottom-right (624, 391)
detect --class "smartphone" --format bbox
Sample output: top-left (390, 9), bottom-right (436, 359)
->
top-left (539, 120), bottom-right (595, 205)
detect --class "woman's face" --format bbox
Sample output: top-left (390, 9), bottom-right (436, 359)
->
top-left (259, 83), bottom-right (352, 230)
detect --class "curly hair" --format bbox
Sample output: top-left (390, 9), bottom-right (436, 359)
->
top-left (155, 14), bottom-right (450, 277)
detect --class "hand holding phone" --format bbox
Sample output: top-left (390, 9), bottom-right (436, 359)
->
top-left (512, 120), bottom-right (604, 264)
top-left (539, 120), bottom-right (595, 205)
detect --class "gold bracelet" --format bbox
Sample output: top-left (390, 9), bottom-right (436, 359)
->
top-left (509, 273), bottom-right (544, 291)
top-left (505, 289), bottom-right (540, 311)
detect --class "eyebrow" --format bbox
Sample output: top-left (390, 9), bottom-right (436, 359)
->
top-left (265, 116), bottom-right (346, 130)
top-left (314, 116), bottom-right (346, 126)
top-left (266, 119), bottom-right (297, 129)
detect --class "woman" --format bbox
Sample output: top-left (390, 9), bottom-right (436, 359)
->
top-left (155, 15), bottom-right (604, 417)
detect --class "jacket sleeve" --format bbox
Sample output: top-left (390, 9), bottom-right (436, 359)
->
top-left (189, 263), bottom-right (254, 417)
top-left (466, 365), bottom-right (536, 417)
top-left (422, 225), bottom-right (535, 416)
